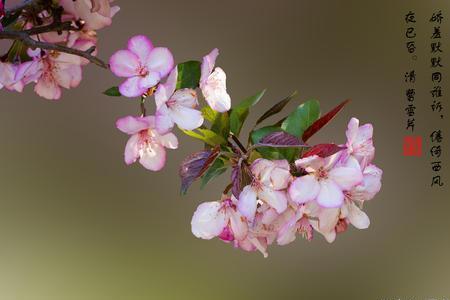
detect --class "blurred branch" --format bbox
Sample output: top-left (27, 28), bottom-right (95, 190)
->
top-left (0, 29), bottom-right (108, 68)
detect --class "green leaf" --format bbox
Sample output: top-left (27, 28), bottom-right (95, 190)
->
top-left (103, 86), bottom-right (122, 97)
top-left (200, 158), bottom-right (228, 189)
top-left (201, 106), bottom-right (218, 123)
top-left (1, 11), bottom-right (21, 28)
top-left (176, 61), bottom-right (201, 89)
top-left (230, 89), bottom-right (266, 136)
top-left (255, 91), bottom-right (298, 125)
top-left (281, 100), bottom-right (320, 137)
top-left (211, 111), bottom-right (230, 139)
top-left (182, 128), bottom-right (227, 146)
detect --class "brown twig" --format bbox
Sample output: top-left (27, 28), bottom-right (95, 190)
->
top-left (22, 21), bottom-right (78, 35)
top-left (0, 29), bottom-right (109, 68)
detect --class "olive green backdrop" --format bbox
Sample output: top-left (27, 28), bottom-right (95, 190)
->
top-left (0, 0), bottom-right (449, 299)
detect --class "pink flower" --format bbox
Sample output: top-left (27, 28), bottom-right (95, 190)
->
top-left (154, 68), bottom-right (204, 132)
top-left (343, 117), bottom-right (375, 168)
top-left (237, 159), bottom-right (291, 222)
top-left (60, 0), bottom-right (120, 30)
top-left (346, 163), bottom-right (383, 203)
top-left (33, 51), bottom-right (82, 100)
top-left (276, 205), bottom-right (314, 245)
top-left (289, 152), bottom-right (363, 208)
top-left (116, 115), bottom-right (178, 171)
top-left (199, 48), bottom-right (231, 112)
top-left (110, 35), bottom-right (174, 98)
top-left (0, 62), bottom-right (24, 92)
top-left (191, 198), bottom-right (247, 242)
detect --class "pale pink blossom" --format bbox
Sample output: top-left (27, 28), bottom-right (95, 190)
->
top-left (110, 35), bottom-right (174, 98)
top-left (191, 198), bottom-right (247, 242)
top-left (199, 48), bottom-right (231, 112)
top-left (60, 0), bottom-right (120, 30)
top-left (116, 115), bottom-right (178, 171)
top-left (276, 204), bottom-right (314, 245)
top-left (289, 152), bottom-right (363, 208)
top-left (348, 164), bottom-right (383, 202)
top-left (24, 51), bottom-right (83, 100)
top-left (238, 159), bottom-right (291, 222)
top-left (154, 67), bottom-right (203, 132)
top-left (342, 117), bottom-right (375, 168)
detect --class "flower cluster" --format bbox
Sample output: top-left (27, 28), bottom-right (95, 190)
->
top-left (111, 35), bottom-right (231, 170)
top-left (1, 1), bottom-right (383, 257)
top-left (191, 118), bottom-right (382, 257)
top-left (0, 0), bottom-right (118, 99)
top-left (107, 35), bottom-right (383, 257)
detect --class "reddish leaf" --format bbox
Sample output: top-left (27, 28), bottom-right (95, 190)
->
top-left (258, 131), bottom-right (309, 148)
top-left (255, 91), bottom-right (298, 125)
top-left (302, 144), bottom-right (346, 158)
top-left (302, 99), bottom-right (350, 142)
top-left (231, 160), bottom-right (252, 198)
top-left (179, 146), bottom-right (220, 194)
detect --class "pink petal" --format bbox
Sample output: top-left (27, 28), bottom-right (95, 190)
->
top-left (294, 155), bottom-right (325, 173)
top-left (345, 117), bottom-right (359, 145)
top-left (354, 123), bottom-right (374, 146)
top-left (163, 67), bottom-right (178, 96)
top-left (119, 76), bottom-right (146, 98)
top-left (138, 71), bottom-right (160, 90)
top-left (159, 132), bottom-right (179, 149)
top-left (228, 209), bottom-right (248, 241)
top-left (328, 166), bottom-right (363, 191)
top-left (342, 202), bottom-right (370, 229)
top-left (318, 207), bottom-right (340, 232)
top-left (171, 89), bottom-right (198, 108)
top-left (237, 185), bottom-right (258, 222)
top-left (200, 48), bottom-right (219, 84)
top-left (316, 180), bottom-right (344, 208)
top-left (351, 164), bottom-right (382, 201)
top-left (124, 134), bottom-right (140, 165)
top-left (145, 47), bottom-right (174, 78)
top-left (268, 166), bottom-right (291, 190)
top-left (155, 105), bottom-right (174, 134)
top-left (201, 67), bottom-right (231, 112)
top-left (258, 187), bottom-right (288, 214)
top-left (34, 78), bottom-right (61, 100)
top-left (169, 105), bottom-right (204, 130)
top-left (191, 202), bottom-right (227, 240)
top-left (109, 50), bottom-right (140, 77)
top-left (127, 35), bottom-right (154, 63)
top-left (288, 175), bottom-right (320, 204)
top-left (116, 116), bottom-right (149, 135)
top-left (139, 143), bottom-right (167, 171)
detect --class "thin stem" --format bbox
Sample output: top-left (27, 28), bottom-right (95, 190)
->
top-left (140, 96), bottom-right (147, 117)
top-left (0, 29), bottom-right (108, 68)
top-left (229, 133), bottom-right (247, 154)
top-left (23, 21), bottom-right (78, 35)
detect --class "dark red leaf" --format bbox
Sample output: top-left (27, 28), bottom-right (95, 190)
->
top-left (302, 99), bottom-right (350, 142)
top-left (255, 91), bottom-right (298, 125)
top-left (179, 146), bottom-right (220, 194)
top-left (258, 131), bottom-right (309, 148)
top-left (302, 143), bottom-right (346, 158)
top-left (231, 160), bottom-right (252, 198)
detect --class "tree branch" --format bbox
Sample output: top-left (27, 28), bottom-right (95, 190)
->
top-left (0, 29), bottom-right (109, 68)
top-left (22, 21), bottom-right (78, 35)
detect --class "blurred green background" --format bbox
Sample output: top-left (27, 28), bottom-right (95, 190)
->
top-left (0, 0), bottom-right (449, 299)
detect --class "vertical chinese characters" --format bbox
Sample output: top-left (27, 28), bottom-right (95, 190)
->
top-left (429, 10), bottom-right (445, 187)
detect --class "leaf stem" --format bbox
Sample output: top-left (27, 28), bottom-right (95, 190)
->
top-left (229, 133), bottom-right (247, 154)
